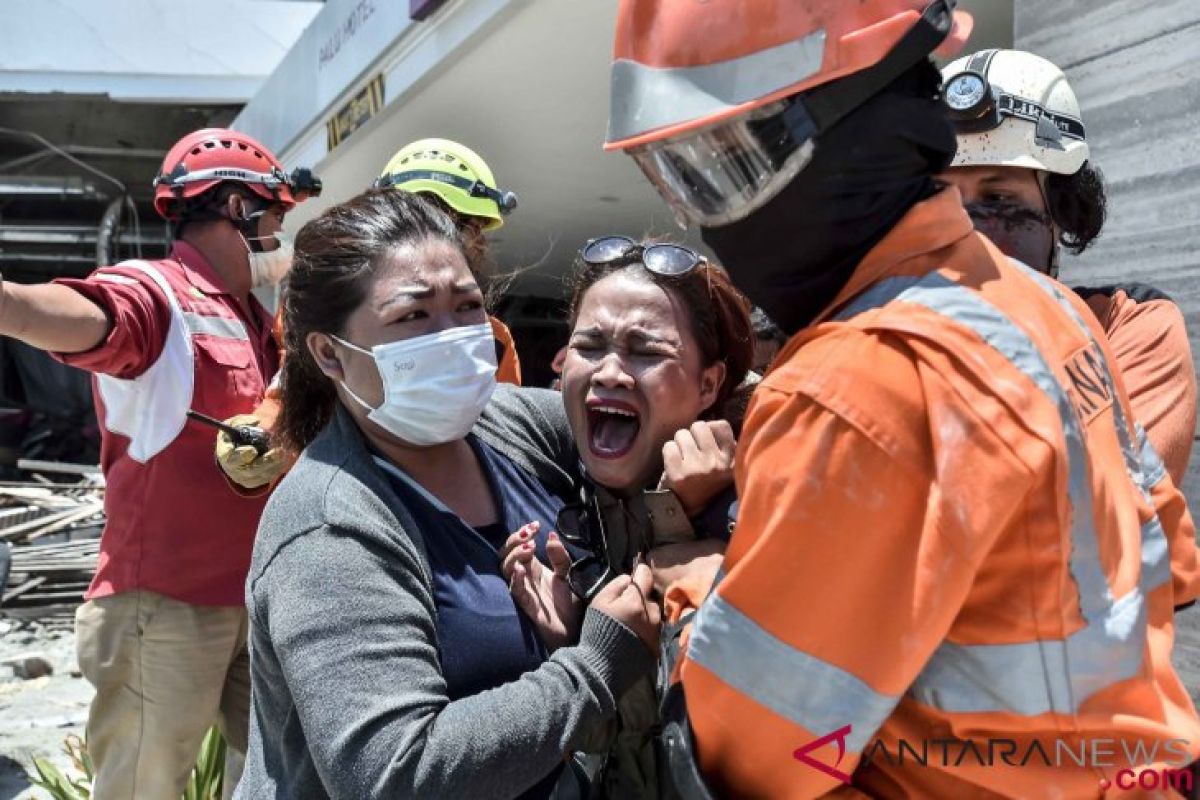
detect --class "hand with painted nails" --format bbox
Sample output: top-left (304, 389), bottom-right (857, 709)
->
top-left (500, 522), bottom-right (582, 651)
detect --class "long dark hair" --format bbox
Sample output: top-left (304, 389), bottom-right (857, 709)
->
top-left (568, 254), bottom-right (753, 421)
top-left (276, 188), bottom-right (463, 453)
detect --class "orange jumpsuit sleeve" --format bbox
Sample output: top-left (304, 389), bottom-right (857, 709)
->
top-left (1100, 295), bottom-right (1196, 486)
top-left (1086, 293), bottom-right (1199, 605)
top-left (674, 339), bottom-right (1033, 798)
top-left (1138, 426), bottom-right (1200, 607)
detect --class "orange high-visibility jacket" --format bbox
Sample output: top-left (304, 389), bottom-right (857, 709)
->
top-left (671, 189), bottom-right (1200, 798)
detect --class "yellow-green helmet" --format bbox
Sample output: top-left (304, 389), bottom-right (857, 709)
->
top-left (374, 138), bottom-right (517, 231)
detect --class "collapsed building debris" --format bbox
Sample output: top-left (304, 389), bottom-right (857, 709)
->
top-left (0, 463), bottom-right (103, 628)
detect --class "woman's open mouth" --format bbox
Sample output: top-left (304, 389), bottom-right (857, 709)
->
top-left (586, 398), bottom-right (642, 459)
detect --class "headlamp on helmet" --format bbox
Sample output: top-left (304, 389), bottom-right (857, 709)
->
top-left (942, 69), bottom-right (1084, 146)
top-left (287, 167), bottom-right (323, 202)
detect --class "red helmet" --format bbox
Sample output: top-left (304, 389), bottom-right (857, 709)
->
top-left (152, 128), bottom-right (321, 220)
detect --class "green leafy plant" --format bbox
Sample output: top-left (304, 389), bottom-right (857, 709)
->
top-left (28, 734), bottom-right (91, 799)
top-left (28, 727), bottom-right (226, 800)
top-left (184, 726), bottom-right (227, 800)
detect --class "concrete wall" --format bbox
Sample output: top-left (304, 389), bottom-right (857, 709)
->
top-left (1016, 1), bottom-right (1200, 510)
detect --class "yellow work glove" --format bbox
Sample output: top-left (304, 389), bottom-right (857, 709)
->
top-left (215, 414), bottom-right (284, 490)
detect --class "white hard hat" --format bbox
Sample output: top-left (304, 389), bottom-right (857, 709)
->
top-left (942, 49), bottom-right (1088, 175)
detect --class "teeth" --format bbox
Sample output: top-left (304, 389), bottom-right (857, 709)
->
top-left (594, 406), bottom-right (637, 418)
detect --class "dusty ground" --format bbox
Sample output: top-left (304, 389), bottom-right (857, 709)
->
top-left (0, 617), bottom-right (90, 800)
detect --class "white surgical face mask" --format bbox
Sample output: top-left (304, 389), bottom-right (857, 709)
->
top-left (333, 322), bottom-right (497, 446)
top-left (248, 232), bottom-right (294, 288)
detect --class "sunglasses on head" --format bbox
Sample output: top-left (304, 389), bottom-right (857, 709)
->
top-left (580, 235), bottom-right (708, 278)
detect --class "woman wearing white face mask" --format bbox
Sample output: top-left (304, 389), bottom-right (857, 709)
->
top-left (236, 188), bottom-right (660, 800)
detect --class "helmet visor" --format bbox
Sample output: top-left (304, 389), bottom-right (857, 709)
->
top-left (627, 99), bottom-right (816, 229)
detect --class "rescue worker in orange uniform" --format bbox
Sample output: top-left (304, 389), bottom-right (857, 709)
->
top-left (938, 49), bottom-right (1199, 609)
top-left (606, 1), bottom-right (1200, 796)
top-left (217, 139), bottom-right (523, 491)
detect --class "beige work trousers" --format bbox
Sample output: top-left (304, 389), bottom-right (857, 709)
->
top-left (75, 590), bottom-right (250, 800)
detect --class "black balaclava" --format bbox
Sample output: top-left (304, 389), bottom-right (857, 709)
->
top-left (701, 61), bottom-right (957, 335)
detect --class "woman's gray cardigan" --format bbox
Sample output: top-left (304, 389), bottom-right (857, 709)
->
top-left (236, 386), bottom-right (654, 799)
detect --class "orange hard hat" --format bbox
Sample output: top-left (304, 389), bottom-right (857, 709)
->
top-left (152, 128), bottom-right (322, 220)
top-left (606, 0), bottom-right (972, 151)
top-left (605, 0), bottom-right (972, 228)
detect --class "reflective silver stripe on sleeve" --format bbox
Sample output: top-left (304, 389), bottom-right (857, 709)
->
top-left (607, 30), bottom-right (825, 144)
top-left (1140, 516), bottom-right (1173, 592)
top-left (906, 585), bottom-right (1145, 715)
top-left (94, 273), bottom-right (139, 286)
top-left (835, 272), bottom-right (1145, 715)
top-left (688, 591), bottom-right (898, 752)
top-left (183, 312), bottom-right (248, 341)
top-left (1135, 424), bottom-right (1168, 490)
top-left (1131, 426), bottom-right (1172, 592)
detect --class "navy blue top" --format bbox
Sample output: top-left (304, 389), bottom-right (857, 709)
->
top-left (374, 436), bottom-right (567, 797)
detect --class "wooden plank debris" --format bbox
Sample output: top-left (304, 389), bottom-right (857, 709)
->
top-left (0, 465), bottom-right (104, 621)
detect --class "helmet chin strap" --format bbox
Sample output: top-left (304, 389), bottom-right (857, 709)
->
top-left (1036, 171), bottom-right (1061, 279)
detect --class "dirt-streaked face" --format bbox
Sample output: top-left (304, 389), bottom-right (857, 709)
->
top-left (940, 164), bottom-right (1046, 211)
top-left (562, 270), bottom-right (723, 493)
top-left (941, 165), bottom-right (1057, 273)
